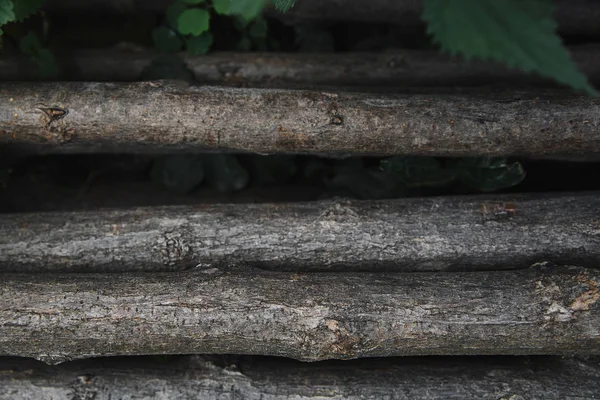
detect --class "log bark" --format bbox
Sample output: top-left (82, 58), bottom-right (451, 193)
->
top-left (2, 82), bottom-right (600, 156)
top-left (1, 355), bottom-right (599, 399)
top-left (41, 0), bottom-right (600, 37)
top-left (3, 46), bottom-right (600, 87)
top-left (1, 193), bottom-right (599, 273)
top-left (0, 264), bottom-right (599, 363)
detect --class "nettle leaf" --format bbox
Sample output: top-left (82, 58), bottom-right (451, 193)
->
top-left (13, 0), bottom-right (45, 22)
top-left (213, 0), bottom-right (231, 15)
top-left (186, 32), bottom-right (213, 55)
top-left (177, 8), bottom-right (210, 36)
top-left (229, 0), bottom-right (267, 21)
top-left (0, 0), bottom-right (16, 29)
top-left (273, 0), bottom-right (295, 12)
top-left (422, 0), bottom-right (598, 96)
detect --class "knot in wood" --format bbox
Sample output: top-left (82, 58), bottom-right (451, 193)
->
top-left (158, 231), bottom-right (191, 267)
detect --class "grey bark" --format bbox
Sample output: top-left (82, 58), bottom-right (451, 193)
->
top-left (1, 355), bottom-right (600, 399)
top-left (1, 193), bottom-right (599, 273)
top-left (41, 0), bottom-right (600, 37)
top-left (0, 264), bottom-right (599, 363)
top-left (4, 45), bottom-right (600, 87)
top-left (2, 82), bottom-right (600, 156)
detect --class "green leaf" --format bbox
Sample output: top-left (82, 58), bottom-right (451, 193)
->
top-left (229, 0), bottom-right (267, 21)
top-left (454, 157), bottom-right (526, 192)
top-left (202, 154), bottom-right (249, 193)
top-left (152, 26), bottom-right (183, 53)
top-left (213, 0), bottom-right (231, 15)
top-left (177, 8), bottom-right (210, 36)
top-left (166, 1), bottom-right (187, 30)
top-left (248, 17), bottom-right (267, 39)
top-left (150, 155), bottom-right (205, 194)
top-left (0, 0), bottom-right (16, 27)
top-left (422, 0), bottom-right (598, 96)
top-left (381, 156), bottom-right (457, 188)
top-left (273, 0), bottom-right (295, 12)
top-left (13, 0), bottom-right (45, 22)
top-left (19, 30), bottom-right (58, 77)
top-left (186, 32), bottom-right (213, 55)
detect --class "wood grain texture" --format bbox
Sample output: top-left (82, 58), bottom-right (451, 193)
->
top-left (1, 193), bottom-right (599, 273)
top-left (4, 46), bottom-right (600, 86)
top-left (0, 264), bottom-right (599, 363)
top-left (1, 355), bottom-right (599, 399)
top-left (2, 82), bottom-right (600, 156)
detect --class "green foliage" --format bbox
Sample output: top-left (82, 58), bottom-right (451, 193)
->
top-left (13, 0), bottom-right (45, 21)
top-left (186, 32), bottom-right (213, 55)
top-left (152, 26), bottom-right (183, 53)
top-left (422, 0), bottom-right (598, 96)
top-left (19, 31), bottom-right (57, 77)
top-left (381, 156), bottom-right (526, 193)
top-left (0, 0), bottom-right (15, 29)
top-left (273, 0), bottom-right (295, 12)
top-left (177, 8), bottom-right (210, 36)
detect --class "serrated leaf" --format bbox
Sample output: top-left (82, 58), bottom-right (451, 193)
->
top-left (422, 0), bottom-right (598, 96)
top-left (273, 0), bottom-right (295, 12)
top-left (0, 0), bottom-right (16, 26)
top-left (13, 0), bottom-right (45, 22)
top-left (177, 8), bottom-right (210, 36)
top-left (186, 32), bottom-right (213, 55)
top-left (152, 26), bottom-right (183, 53)
top-left (229, 0), bottom-right (267, 21)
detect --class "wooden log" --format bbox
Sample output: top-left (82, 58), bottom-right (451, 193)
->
top-left (1, 355), bottom-right (600, 399)
top-left (1, 193), bottom-right (599, 273)
top-left (2, 82), bottom-right (600, 156)
top-left (3, 45), bottom-right (600, 87)
top-left (0, 264), bottom-right (599, 363)
top-left (41, 0), bottom-right (600, 37)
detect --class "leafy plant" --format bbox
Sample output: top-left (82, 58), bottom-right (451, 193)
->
top-left (0, 0), bottom-right (45, 36)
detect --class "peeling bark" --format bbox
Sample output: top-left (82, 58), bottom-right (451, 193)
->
top-left (1, 193), bottom-right (599, 273)
top-left (1, 82), bottom-right (600, 156)
top-left (0, 264), bottom-right (599, 363)
top-left (3, 46), bottom-right (600, 87)
top-left (1, 355), bottom-right (599, 399)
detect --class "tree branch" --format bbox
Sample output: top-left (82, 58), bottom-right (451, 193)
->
top-left (0, 264), bottom-right (599, 363)
top-left (1, 355), bottom-right (599, 399)
top-left (2, 82), bottom-right (599, 156)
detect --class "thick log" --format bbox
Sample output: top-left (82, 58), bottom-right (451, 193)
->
top-left (0, 264), bottom-right (599, 363)
top-left (3, 46), bottom-right (600, 87)
top-left (1, 355), bottom-right (600, 399)
top-left (41, 0), bottom-right (600, 37)
top-left (1, 193), bottom-right (599, 273)
top-left (2, 82), bottom-right (600, 156)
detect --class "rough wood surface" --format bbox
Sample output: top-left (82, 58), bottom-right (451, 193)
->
top-left (1, 355), bottom-right (599, 399)
top-left (3, 46), bottom-right (600, 86)
top-left (41, 0), bottom-right (600, 37)
top-left (2, 82), bottom-right (600, 156)
top-left (1, 193), bottom-right (599, 273)
top-left (0, 264), bottom-right (599, 363)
